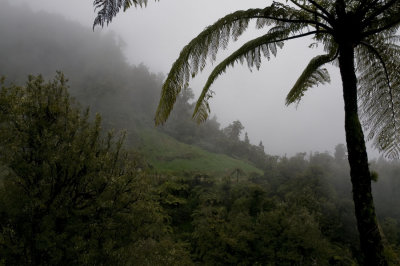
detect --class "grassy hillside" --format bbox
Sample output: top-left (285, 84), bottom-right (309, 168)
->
top-left (136, 129), bottom-right (263, 176)
top-left (0, 4), bottom-right (264, 178)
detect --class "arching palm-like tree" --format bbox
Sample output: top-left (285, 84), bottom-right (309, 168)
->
top-left (93, 0), bottom-right (400, 264)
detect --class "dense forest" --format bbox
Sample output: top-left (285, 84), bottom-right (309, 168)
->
top-left (0, 3), bottom-right (400, 265)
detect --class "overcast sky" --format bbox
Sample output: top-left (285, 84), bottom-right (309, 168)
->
top-left (5, 0), bottom-right (381, 157)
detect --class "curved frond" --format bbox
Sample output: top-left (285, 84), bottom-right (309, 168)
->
top-left (193, 30), bottom-right (290, 123)
top-left (93, 0), bottom-right (152, 29)
top-left (289, 0), bottom-right (333, 23)
top-left (285, 51), bottom-right (336, 106)
top-left (192, 30), bottom-right (301, 123)
top-left (362, 0), bottom-right (400, 37)
top-left (155, 5), bottom-right (311, 125)
top-left (357, 35), bottom-right (400, 158)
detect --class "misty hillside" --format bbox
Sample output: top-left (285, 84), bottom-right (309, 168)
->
top-left (0, 2), bottom-right (268, 175)
top-left (0, 2), bottom-right (159, 127)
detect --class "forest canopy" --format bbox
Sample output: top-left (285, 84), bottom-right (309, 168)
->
top-left (0, 2), bottom-right (400, 265)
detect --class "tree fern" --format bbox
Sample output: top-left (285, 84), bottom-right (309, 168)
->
top-left (154, 5), bottom-right (320, 124)
top-left (94, 1), bottom-right (400, 264)
top-left (191, 30), bottom-right (287, 123)
top-left (192, 29), bottom-right (326, 123)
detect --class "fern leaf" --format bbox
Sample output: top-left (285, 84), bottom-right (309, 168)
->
top-left (285, 52), bottom-right (334, 106)
top-left (192, 30), bottom-right (291, 123)
top-left (357, 36), bottom-right (400, 158)
top-left (155, 5), bottom-right (307, 125)
top-left (93, 0), bottom-right (151, 28)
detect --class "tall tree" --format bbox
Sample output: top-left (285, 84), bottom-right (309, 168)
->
top-left (93, 1), bottom-right (400, 264)
top-left (334, 143), bottom-right (347, 162)
top-left (223, 120), bottom-right (244, 141)
top-left (0, 73), bottom-right (188, 265)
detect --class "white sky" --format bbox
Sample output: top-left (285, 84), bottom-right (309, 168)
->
top-left (5, 0), bottom-right (381, 157)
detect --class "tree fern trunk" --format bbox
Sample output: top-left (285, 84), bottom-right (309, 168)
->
top-left (338, 42), bottom-right (387, 266)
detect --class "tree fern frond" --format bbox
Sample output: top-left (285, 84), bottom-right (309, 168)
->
top-left (285, 51), bottom-right (335, 106)
top-left (93, 0), bottom-right (153, 29)
top-left (191, 30), bottom-right (320, 123)
top-left (255, 2), bottom-right (332, 32)
top-left (289, 0), bottom-right (332, 23)
top-left (357, 35), bottom-right (400, 158)
top-left (154, 5), bottom-right (309, 125)
top-left (192, 30), bottom-right (291, 123)
top-left (362, 0), bottom-right (400, 37)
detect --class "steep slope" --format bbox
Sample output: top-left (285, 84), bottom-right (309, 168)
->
top-left (0, 2), bottom-right (263, 176)
top-left (137, 128), bottom-right (262, 175)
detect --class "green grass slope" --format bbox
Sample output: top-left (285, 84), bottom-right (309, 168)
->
top-left (136, 129), bottom-right (263, 176)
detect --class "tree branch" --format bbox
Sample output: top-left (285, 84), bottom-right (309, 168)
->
top-left (361, 0), bottom-right (399, 28)
top-left (308, 0), bottom-right (334, 21)
top-left (363, 14), bottom-right (400, 37)
top-left (289, 0), bottom-right (331, 23)
top-left (356, 0), bottom-right (380, 17)
top-left (258, 15), bottom-right (333, 33)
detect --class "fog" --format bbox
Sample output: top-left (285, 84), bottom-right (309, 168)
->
top-left (2, 0), bottom-right (381, 157)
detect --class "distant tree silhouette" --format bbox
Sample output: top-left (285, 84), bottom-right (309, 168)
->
top-left (223, 120), bottom-right (244, 141)
top-left (334, 143), bottom-right (347, 162)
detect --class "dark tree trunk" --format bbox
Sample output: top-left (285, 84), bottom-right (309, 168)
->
top-left (338, 42), bottom-right (388, 265)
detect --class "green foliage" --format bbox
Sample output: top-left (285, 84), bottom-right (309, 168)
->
top-left (154, 5), bottom-right (309, 124)
top-left (93, 0), bottom-right (155, 28)
top-left (137, 128), bottom-right (262, 176)
top-left (357, 36), bottom-right (400, 158)
top-left (0, 3), bottom-right (266, 180)
top-left (159, 89), bottom-right (271, 169)
top-left (0, 3), bottom-right (163, 135)
top-left (3, 4), bottom-right (400, 265)
top-left (223, 120), bottom-right (244, 141)
top-left (0, 73), bottom-right (190, 265)
top-left (98, 1), bottom-right (398, 262)
top-left (285, 52), bottom-right (334, 105)
top-left (371, 158), bottom-right (400, 222)
top-left (192, 30), bottom-right (289, 122)
top-left (334, 143), bottom-right (347, 162)
top-left (2, 70), bottom-right (399, 266)
top-left (150, 150), bottom-right (400, 265)
top-left (153, 7), bottom-right (267, 124)
top-left (255, 205), bottom-right (333, 265)
top-left (144, 0), bottom-right (400, 158)
top-left (371, 170), bottom-right (379, 182)
top-left (164, 158), bottom-right (360, 265)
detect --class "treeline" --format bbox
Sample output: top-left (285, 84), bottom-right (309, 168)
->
top-left (158, 150), bottom-right (400, 265)
top-left (0, 74), bottom-right (191, 265)
top-left (0, 2), bottom-right (269, 168)
top-left (161, 88), bottom-right (270, 169)
top-left (0, 2), bottom-right (162, 137)
top-left (1, 73), bottom-right (400, 265)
